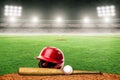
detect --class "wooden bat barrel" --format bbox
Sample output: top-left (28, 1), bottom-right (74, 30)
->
top-left (18, 67), bottom-right (64, 75)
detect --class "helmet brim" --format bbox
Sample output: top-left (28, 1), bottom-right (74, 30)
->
top-left (36, 56), bottom-right (58, 63)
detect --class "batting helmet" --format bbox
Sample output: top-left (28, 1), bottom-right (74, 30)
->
top-left (36, 47), bottom-right (64, 69)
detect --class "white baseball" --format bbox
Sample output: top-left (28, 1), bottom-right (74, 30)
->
top-left (63, 65), bottom-right (73, 75)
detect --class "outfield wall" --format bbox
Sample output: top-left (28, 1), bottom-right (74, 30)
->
top-left (0, 23), bottom-right (120, 33)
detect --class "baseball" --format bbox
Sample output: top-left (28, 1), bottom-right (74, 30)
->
top-left (63, 65), bottom-right (73, 75)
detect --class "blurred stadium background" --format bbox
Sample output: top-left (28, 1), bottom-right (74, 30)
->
top-left (0, 0), bottom-right (120, 34)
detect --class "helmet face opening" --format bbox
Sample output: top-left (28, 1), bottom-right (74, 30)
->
top-left (39, 60), bottom-right (57, 68)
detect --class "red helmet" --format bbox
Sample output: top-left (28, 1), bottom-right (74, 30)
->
top-left (37, 47), bottom-right (64, 69)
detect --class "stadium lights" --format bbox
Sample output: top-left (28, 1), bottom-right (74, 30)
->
top-left (31, 17), bottom-right (39, 23)
top-left (4, 5), bottom-right (22, 17)
top-left (97, 5), bottom-right (116, 17)
top-left (56, 17), bottom-right (63, 23)
top-left (83, 17), bottom-right (90, 23)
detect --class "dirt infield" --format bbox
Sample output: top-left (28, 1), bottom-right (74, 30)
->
top-left (0, 73), bottom-right (120, 80)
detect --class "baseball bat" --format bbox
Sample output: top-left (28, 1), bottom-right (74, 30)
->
top-left (18, 67), bottom-right (102, 75)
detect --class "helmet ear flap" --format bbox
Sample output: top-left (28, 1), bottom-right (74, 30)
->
top-left (54, 65), bottom-right (62, 69)
top-left (54, 61), bottom-right (64, 69)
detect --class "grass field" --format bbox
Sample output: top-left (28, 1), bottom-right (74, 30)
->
top-left (0, 34), bottom-right (120, 75)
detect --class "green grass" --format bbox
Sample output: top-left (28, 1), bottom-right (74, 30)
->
top-left (0, 35), bottom-right (120, 75)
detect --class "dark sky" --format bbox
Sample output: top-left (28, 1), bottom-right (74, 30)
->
top-left (0, 0), bottom-right (120, 19)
